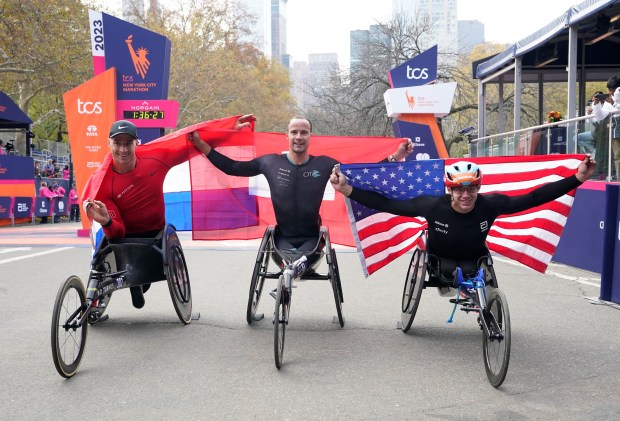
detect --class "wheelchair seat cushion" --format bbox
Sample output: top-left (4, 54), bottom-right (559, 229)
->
top-left (272, 232), bottom-right (325, 269)
top-left (426, 254), bottom-right (484, 287)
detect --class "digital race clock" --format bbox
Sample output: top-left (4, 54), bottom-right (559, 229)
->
top-left (122, 110), bottom-right (165, 120)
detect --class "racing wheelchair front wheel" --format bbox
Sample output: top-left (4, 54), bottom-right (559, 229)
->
top-left (51, 275), bottom-right (88, 378)
top-left (482, 287), bottom-right (511, 388)
top-left (165, 231), bottom-right (192, 325)
top-left (273, 276), bottom-right (289, 370)
top-left (329, 248), bottom-right (344, 327)
top-left (401, 248), bottom-right (426, 333)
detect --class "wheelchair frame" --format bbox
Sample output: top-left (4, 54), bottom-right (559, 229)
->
top-left (50, 224), bottom-right (192, 378)
top-left (246, 225), bottom-right (344, 328)
top-left (399, 232), bottom-right (511, 388)
top-left (246, 225), bottom-right (344, 369)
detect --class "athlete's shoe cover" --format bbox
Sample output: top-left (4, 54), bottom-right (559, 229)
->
top-left (130, 286), bottom-right (145, 309)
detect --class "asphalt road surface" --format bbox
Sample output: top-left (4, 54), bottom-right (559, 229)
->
top-left (1, 223), bottom-right (618, 420)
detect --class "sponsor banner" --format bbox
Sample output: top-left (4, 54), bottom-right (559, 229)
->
top-left (63, 67), bottom-right (117, 230)
top-left (13, 196), bottom-right (33, 218)
top-left (54, 197), bottom-right (69, 215)
top-left (34, 197), bottom-right (53, 217)
top-left (88, 10), bottom-right (106, 75)
top-left (116, 99), bottom-right (179, 128)
top-left (392, 120), bottom-right (440, 160)
top-left (0, 196), bottom-right (10, 219)
top-left (393, 115), bottom-right (449, 159)
top-left (384, 82), bottom-right (457, 118)
top-left (554, 186), bottom-right (605, 274)
top-left (388, 45), bottom-right (437, 88)
top-left (89, 10), bottom-right (171, 101)
top-left (0, 155), bottom-right (35, 196)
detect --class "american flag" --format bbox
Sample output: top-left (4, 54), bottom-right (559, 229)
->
top-left (340, 154), bottom-right (583, 277)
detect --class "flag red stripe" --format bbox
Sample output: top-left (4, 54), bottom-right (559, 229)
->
top-left (366, 237), bottom-right (424, 274)
top-left (488, 230), bottom-right (558, 255)
top-left (359, 225), bottom-right (426, 259)
top-left (356, 215), bottom-right (422, 240)
top-left (492, 217), bottom-right (565, 236)
top-left (487, 242), bottom-right (548, 273)
top-left (496, 199), bottom-right (573, 219)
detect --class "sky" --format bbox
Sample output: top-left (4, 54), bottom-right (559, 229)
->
top-left (99, 0), bottom-right (582, 66)
top-left (287, 0), bottom-right (580, 66)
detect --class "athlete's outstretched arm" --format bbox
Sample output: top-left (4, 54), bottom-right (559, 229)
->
top-left (188, 114), bottom-right (260, 177)
top-left (498, 155), bottom-right (595, 214)
top-left (187, 114), bottom-right (254, 156)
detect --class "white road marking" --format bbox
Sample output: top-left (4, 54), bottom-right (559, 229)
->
top-left (0, 247), bottom-right (32, 254)
top-left (0, 247), bottom-right (73, 265)
top-left (492, 255), bottom-right (601, 287)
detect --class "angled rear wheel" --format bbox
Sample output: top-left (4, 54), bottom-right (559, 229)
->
top-left (247, 242), bottom-right (271, 324)
top-left (329, 248), bottom-right (344, 327)
top-left (483, 288), bottom-right (511, 387)
top-left (165, 229), bottom-right (192, 325)
top-left (401, 248), bottom-right (426, 333)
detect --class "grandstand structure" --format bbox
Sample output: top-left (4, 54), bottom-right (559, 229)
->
top-left (473, 0), bottom-right (620, 150)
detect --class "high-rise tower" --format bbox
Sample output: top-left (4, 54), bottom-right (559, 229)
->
top-left (392, 0), bottom-right (458, 55)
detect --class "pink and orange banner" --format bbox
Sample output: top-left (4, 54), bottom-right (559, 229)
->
top-left (63, 68), bottom-right (117, 230)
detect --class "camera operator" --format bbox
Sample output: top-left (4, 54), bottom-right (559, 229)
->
top-left (592, 76), bottom-right (620, 179)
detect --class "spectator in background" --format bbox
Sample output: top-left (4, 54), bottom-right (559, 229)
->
top-left (0, 140), bottom-right (5, 155)
top-left (38, 181), bottom-right (57, 224)
top-left (53, 182), bottom-right (66, 222)
top-left (53, 182), bottom-right (66, 198)
top-left (577, 91), bottom-right (604, 158)
top-left (62, 165), bottom-right (70, 180)
top-left (42, 159), bottom-right (55, 177)
top-left (592, 76), bottom-right (620, 179)
top-left (69, 184), bottom-right (80, 222)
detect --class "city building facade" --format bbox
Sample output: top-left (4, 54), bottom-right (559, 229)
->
top-left (392, 0), bottom-right (458, 55)
top-left (458, 19), bottom-right (485, 55)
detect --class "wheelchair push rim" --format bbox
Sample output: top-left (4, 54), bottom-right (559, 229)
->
top-left (482, 287), bottom-right (511, 388)
top-left (247, 243), bottom-right (270, 324)
top-left (166, 240), bottom-right (192, 325)
top-left (401, 248), bottom-right (426, 333)
top-left (329, 248), bottom-right (344, 328)
top-left (51, 275), bottom-right (89, 378)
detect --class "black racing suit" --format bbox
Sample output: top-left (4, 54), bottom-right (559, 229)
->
top-left (207, 150), bottom-right (340, 265)
top-left (349, 175), bottom-right (582, 280)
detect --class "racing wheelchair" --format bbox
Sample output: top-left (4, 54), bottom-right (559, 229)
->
top-left (245, 225), bottom-right (344, 369)
top-left (400, 233), bottom-right (511, 388)
top-left (51, 224), bottom-right (192, 378)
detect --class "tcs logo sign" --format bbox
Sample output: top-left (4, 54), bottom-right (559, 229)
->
top-left (406, 66), bottom-right (429, 80)
top-left (77, 99), bottom-right (103, 114)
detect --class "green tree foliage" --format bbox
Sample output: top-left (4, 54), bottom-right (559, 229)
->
top-left (107, 0), bottom-right (297, 132)
top-left (0, 0), bottom-right (297, 154)
top-left (0, 0), bottom-right (92, 151)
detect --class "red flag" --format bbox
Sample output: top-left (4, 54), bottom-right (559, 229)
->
top-left (342, 154), bottom-right (583, 277)
top-left (189, 126), bottom-right (404, 245)
top-left (82, 116), bottom-right (243, 213)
